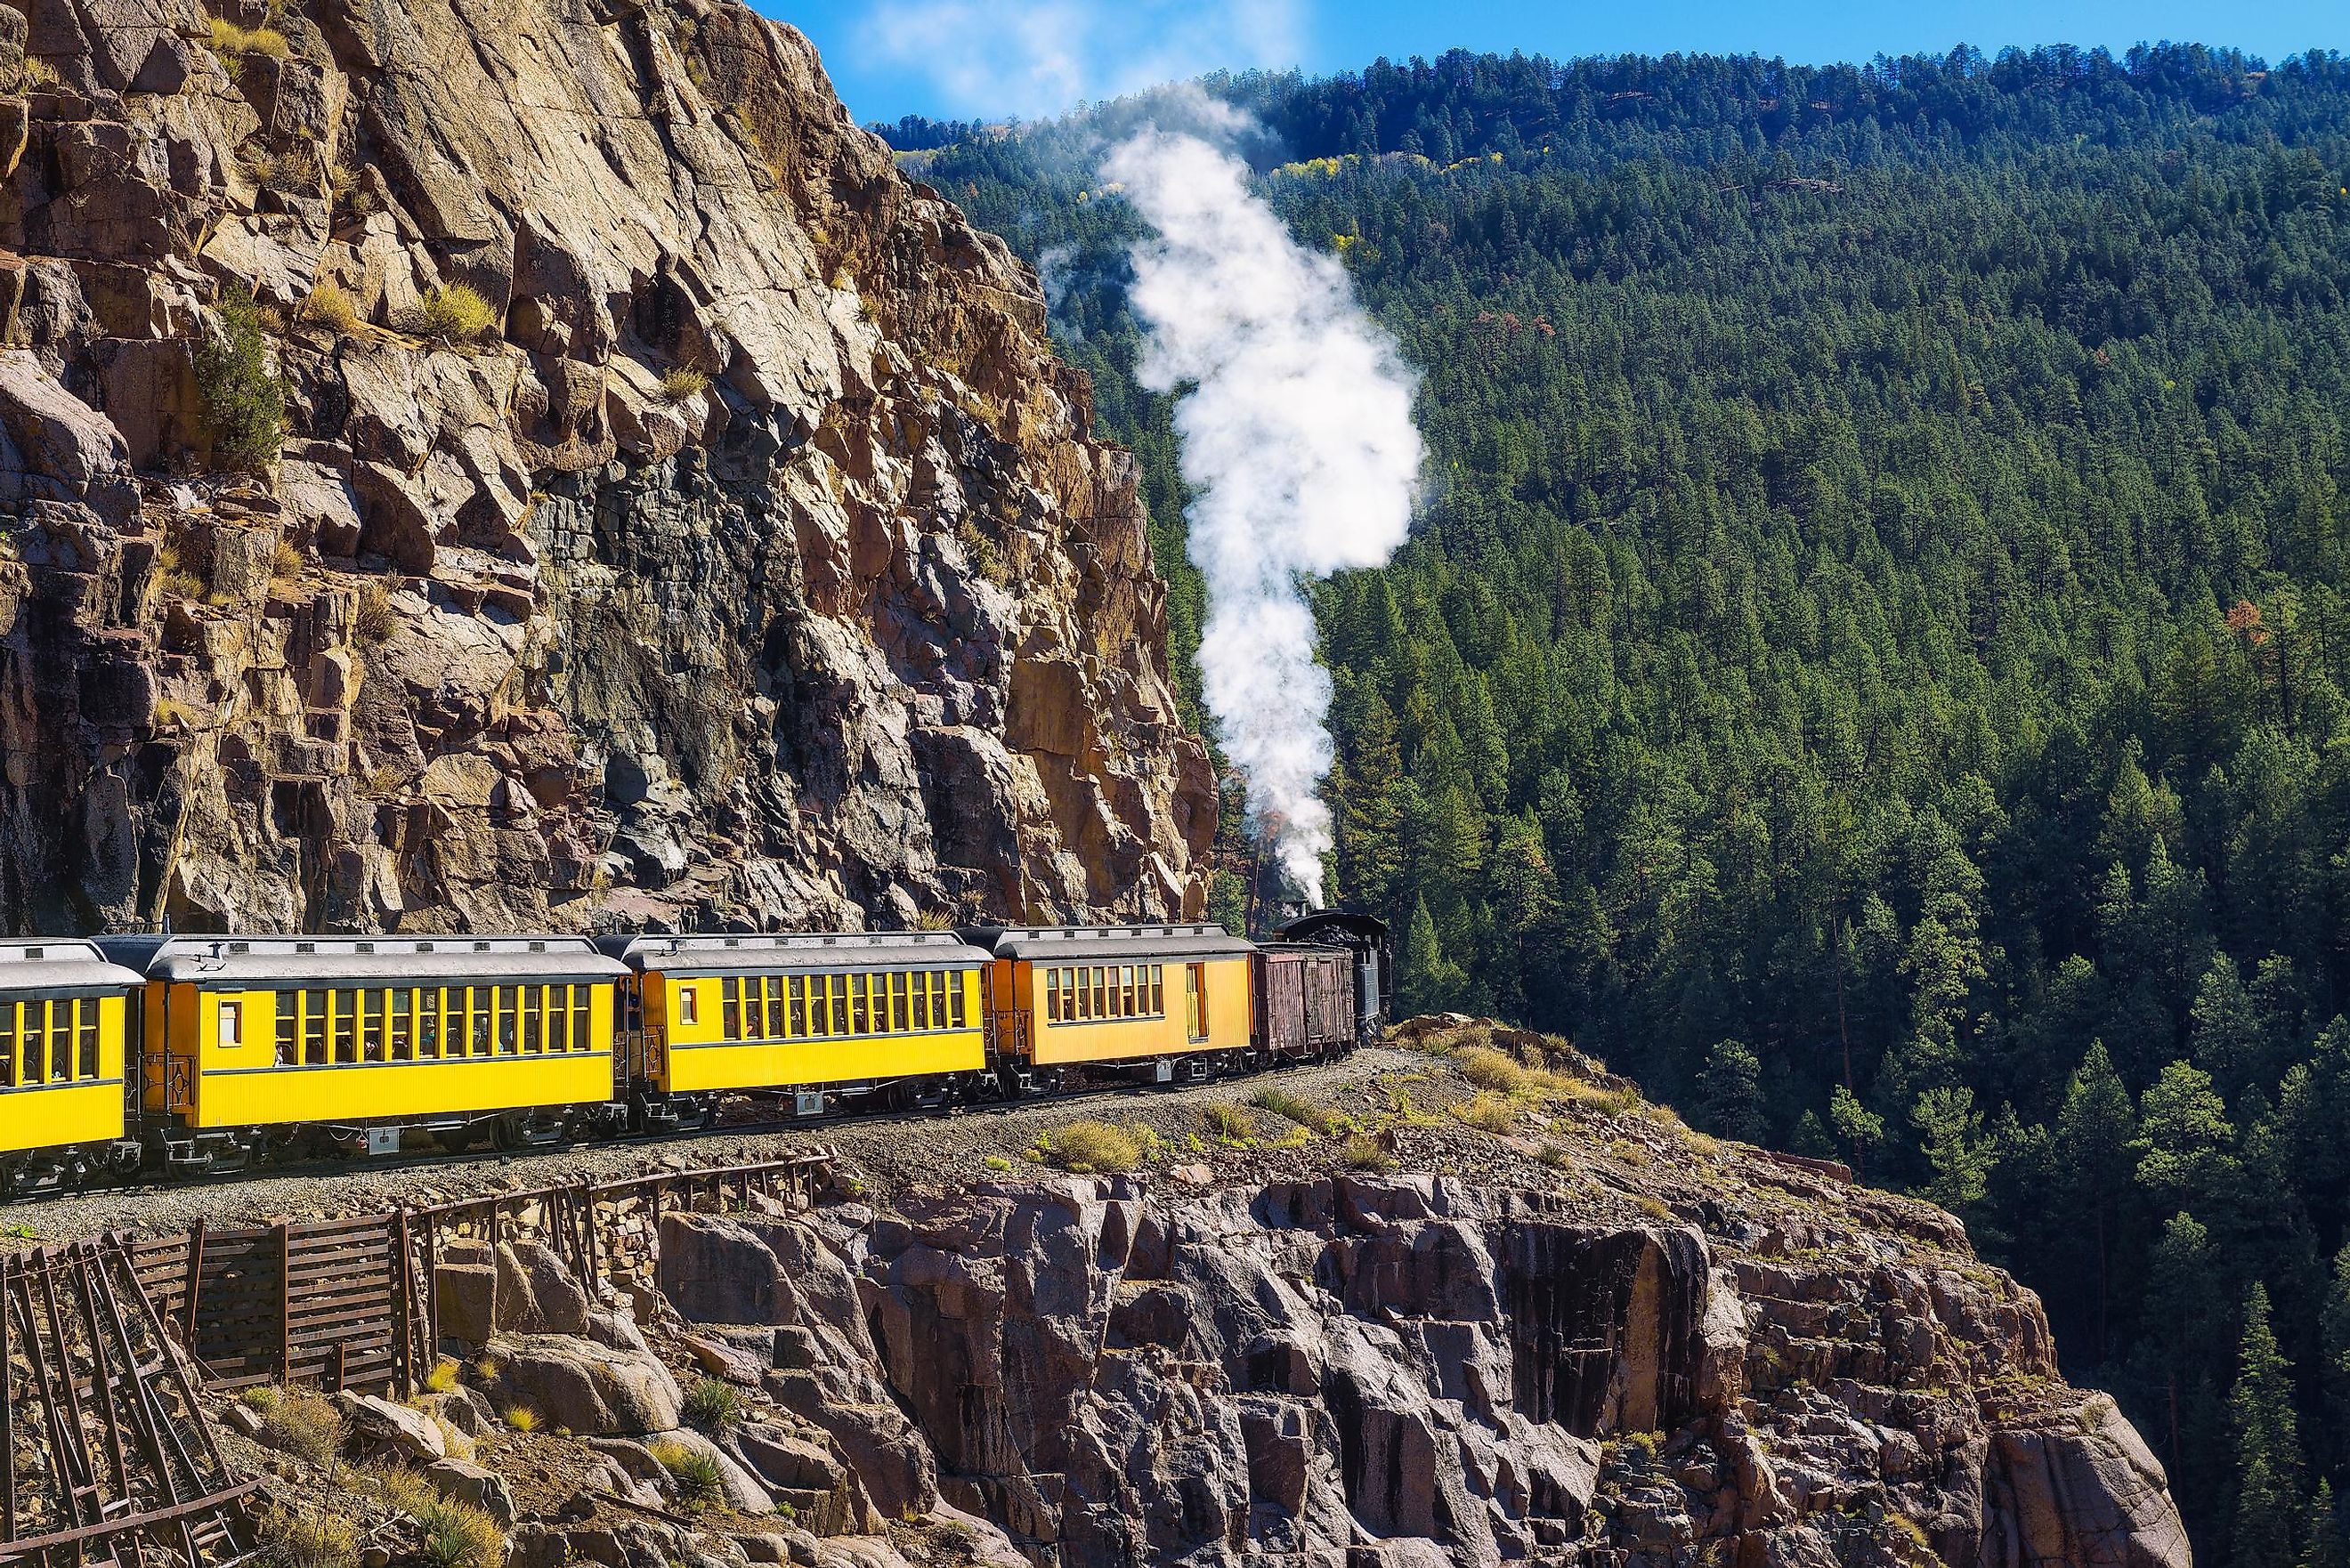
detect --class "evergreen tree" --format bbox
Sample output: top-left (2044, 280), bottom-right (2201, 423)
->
top-left (1698, 1038), bottom-right (1767, 1144)
top-left (2233, 1283), bottom-right (2306, 1568)
top-left (1911, 1086), bottom-right (1997, 1214)
top-left (2054, 1041), bottom-right (2138, 1364)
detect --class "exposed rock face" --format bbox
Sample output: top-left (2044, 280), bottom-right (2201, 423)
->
top-left (0, 0), bottom-right (1213, 932)
top-left (655, 1177), bottom-right (2192, 1568)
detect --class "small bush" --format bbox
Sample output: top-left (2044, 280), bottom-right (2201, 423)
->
top-left (1250, 1087), bottom-right (1336, 1136)
top-left (1041, 1119), bottom-right (1140, 1175)
top-left (1455, 1093), bottom-right (1519, 1136)
top-left (239, 1385), bottom-right (282, 1413)
top-left (417, 284), bottom-right (498, 344)
top-left (258, 1386), bottom-right (346, 1464)
top-left (658, 366), bottom-right (710, 402)
top-left (359, 1461), bottom-right (440, 1521)
top-left (1342, 1134), bottom-right (1396, 1173)
top-left (354, 578), bottom-right (397, 643)
top-left (649, 1440), bottom-right (724, 1510)
top-left (416, 1500), bottom-right (503, 1568)
top-left (207, 16), bottom-right (288, 57)
top-left (683, 1377), bottom-right (741, 1430)
top-left (956, 520), bottom-right (1005, 586)
top-left (194, 284), bottom-right (285, 471)
top-left (297, 282), bottom-right (361, 336)
top-left (1458, 1046), bottom-right (1530, 1095)
top-left (1203, 1103), bottom-right (1252, 1142)
top-left (257, 1507), bottom-right (358, 1568)
top-left (499, 1404), bottom-right (536, 1433)
top-left (21, 57), bottom-right (59, 88)
top-left (982, 1155), bottom-right (1011, 1172)
top-left (271, 537), bottom-right (303, 579)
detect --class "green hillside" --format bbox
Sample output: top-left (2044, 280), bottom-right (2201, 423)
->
top-left (883, 44), bottom-right (2350, 1551)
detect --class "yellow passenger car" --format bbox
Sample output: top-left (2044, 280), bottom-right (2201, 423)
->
top-left (98, 935), bottom-right (626, 1168)
top-left (0, 941), bottom-right (142, 1185)
top-left (601, 932), bottom-right (991, 1121)
top-left (960, 925), bottom-right (1255, 1082)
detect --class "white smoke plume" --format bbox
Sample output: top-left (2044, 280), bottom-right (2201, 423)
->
top-left (1103, 124), bottom-right (1423, 905)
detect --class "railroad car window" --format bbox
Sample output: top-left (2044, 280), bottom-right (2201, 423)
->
top-left (547, 986), bottom-right (568, 1054)
top-left (722, 979), bottom-right (741, 1039)
top-left (1044, 968), bottom-right (1059, 1023)
top-left (330, 990), bottom-right (355, 1063)
top-left (885, 972), bottom-right (902, 1032)
top-left (497, 986), bottom-right (519, 1055)
top-left (521, 986), bottom-right (542, 1053)
top-left (1151, 965), bottom-right (1164, 1017)
top-left (276, 991), bottom-right (296, 1063)
top-left (469, 986), bottom-right (492, 1056)
top-left (949, 971), bottom-right (967, 1028)
top-left (1056, 968), bottom-right (1071, 1022)
top-left (417, 990), bottom-right (442, 1059)
top-left (784, 975), bottom-right (804, 1038)
top-left (391, 990), bottom-right (413, 1061)
top-left (53, 999), bottom-right (71, 1080)
top-left (362, 992), bottom-right (385, 1062)
top-left (0, 1002), bottom-right (14, 1087)
top-left (846, 974), bottom-right (865, 1037)
top-left (1093, 967), bottom-right (1108, 1020)
top-left (1123, 966), bottom-right (1138, 1017)
top-left (571, 986), bottom-right (589, 1051)
top-left (676, 983), bottom-right (699, 1028)
top-left (81, 999), bottom-right (99, 1079)
top-left (832, 974), bottom-right (850, 1035)
top-left (20, 999), bottom-right (43, 1084)
top-left (304, 990), bottom-right (328, 1065)
top-left (759, 979), bottom-right (779, 1040)
top-left (218, 999), bottom-right (241, 1048)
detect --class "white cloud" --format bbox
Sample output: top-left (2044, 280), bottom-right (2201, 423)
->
top-left (852, 0), bottom-right (1302, 121)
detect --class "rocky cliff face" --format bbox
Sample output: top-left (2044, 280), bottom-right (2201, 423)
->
top-left (0, 0), bottom-right (1214, 932)
top-left (649, 1169), bottom-right (2187, 1568)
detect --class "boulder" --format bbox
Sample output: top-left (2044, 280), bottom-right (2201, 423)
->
top-left (336, 1392), bottom-right (447, 1461)
top-left (494, 1336), bottom-right (681, 1435)
top-left (423, 1457), bottom-right (516, 1524)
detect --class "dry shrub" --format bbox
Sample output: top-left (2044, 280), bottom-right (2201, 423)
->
top-left (297, 283), bottom-right (361, 336)
top-left (358, 1460), bottom-right (440, 1521)
top-left (1041, 1119), bottom-right (1140, 1175)
top-left (658, 366), bottom-right (711, 402)
top-left (1342, 1133), bottom-right (1396, 1173)
top-left (271, 537), bottom-right (303, 579)
top-left (20, 58), bottom-right (59, 88)
top-left (258, 1386), bottom-right (346, 1464)
top-left (257, 1507), bottom-right (357, 1568)
top-left (208, 16), bottom-right (288, 57)
top-left (648, 1440), bottom-right (723, 1510)
top-left (354, 578), bottom-right (397, 643)
top-left (1455, 1093), bottom-right (1520, 1136)
top-left (417, 1499), bottom-right (503, 1568)
top-left (417, 284), bottom-right (498, 344)
top-left (1457, 1046), bottom-right (1530, 1095)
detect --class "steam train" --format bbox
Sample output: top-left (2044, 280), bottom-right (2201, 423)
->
top-left (0, 916), bottom-right (1390, 1188)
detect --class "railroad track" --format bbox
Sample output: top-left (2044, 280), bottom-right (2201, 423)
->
top-left (4, 1047), bottom-right (1350, 1208)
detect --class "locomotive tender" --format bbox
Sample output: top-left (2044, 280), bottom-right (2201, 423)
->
top-left (0, 918), bottom-right (1387, 1190)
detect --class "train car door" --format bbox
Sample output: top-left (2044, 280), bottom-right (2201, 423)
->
top-left (1185, 964), bottom-right (1207, 1041)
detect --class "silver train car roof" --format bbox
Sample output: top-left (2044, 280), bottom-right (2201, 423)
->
top-left (93, 934), bottom-right (628, 984)
top-left (0, 940), bottom-right (146, 997)
top-left (957, 924), bottom-right (1256, 962)
top-left (596, 931), bottom-right (991, 975)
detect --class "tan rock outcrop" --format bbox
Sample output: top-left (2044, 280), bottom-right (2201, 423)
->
top-left (0, 0), bottom-right (1212, 931)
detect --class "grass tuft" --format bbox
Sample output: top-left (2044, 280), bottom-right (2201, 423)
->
top-left (498, 1404), bottom-right (536, 1434)
top-left (417, 284), bottom-right (498, 344)
top-left (416, 1499), bottom-right (503, 1568)
top-left (658, 366), bottom-right (710, 402)
top-left (1250, 1087), bottom-right (1337, 1136)
top-left (1203, 1102), bottom-right (1252, 1142)
top-left (649, 1440), bottom-right (724, 1510)
top-left (1455, 1093), bottom-right (1520, 1136)
top-left (208, 16), bottom-right (289, 57)
top-left (296, 282), bottom-right (361, 336)
top-left (1342, 1133), bottom-right (1397, 1172)
top-left (256, 1507), bottom-right (358, 1568)
top-left (1039, 1119), bottom-right (1141, 1175)
top-left (683, 1377), bottom-right (741, 1429)
top-left (257, 1386), bottom-right (347, 1464)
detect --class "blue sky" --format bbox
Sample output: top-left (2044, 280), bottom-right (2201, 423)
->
top-left (779, 0), bottom-right (2346, 125)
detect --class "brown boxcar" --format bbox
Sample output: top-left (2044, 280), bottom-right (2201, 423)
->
top-left (1252, 945), bottom-right (1354, 1060)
